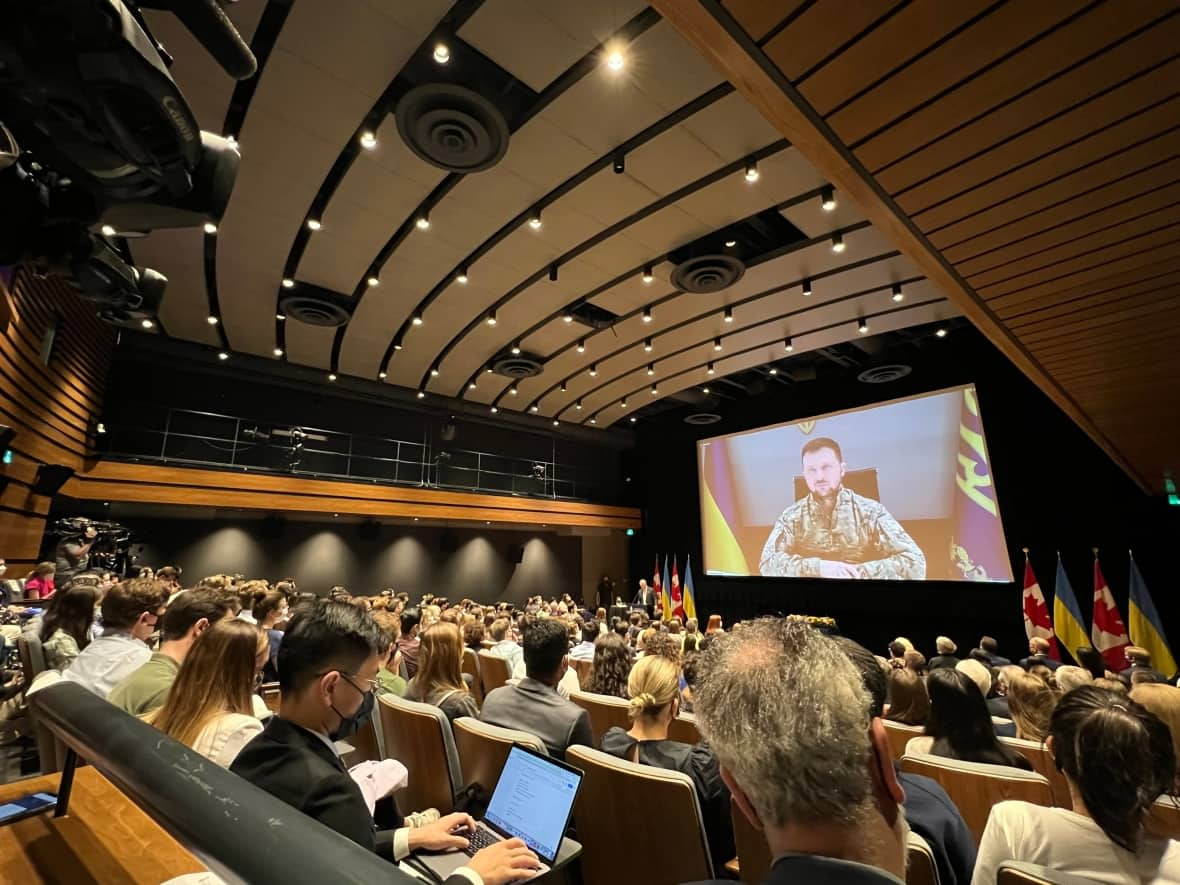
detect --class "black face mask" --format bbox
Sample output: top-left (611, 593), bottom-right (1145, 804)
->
top-left (329, 675), bottom-right (375, 741)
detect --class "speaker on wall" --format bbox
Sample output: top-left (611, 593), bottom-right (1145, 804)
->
top-left (508, 545), bottom-right (524, 564)
top-left (32, 464), bottom-right (74, 496)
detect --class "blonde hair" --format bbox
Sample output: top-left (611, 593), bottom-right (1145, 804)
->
top-left (414, 622), bottom-right (467, 698)
top-left (1130, 683), bottom-right (1180, 772)
top-left (1055, 665), bottom-right (1093, 693)
top-left (1006, 670), bottom-right (1058, 742)
top-left (626, 654), bottom-right (680, 720)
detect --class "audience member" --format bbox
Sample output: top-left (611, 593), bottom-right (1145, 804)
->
top-left (973, 686), bottom-right (1180, 884)
top-left (586, 633), bottom-right (630, 699)
top-left (405, 622), bottom-right (479, 726)
top-left (903, 649), bottom-right (927, 676)
top-left (64, 579), bottom-right (168, 698)
top-left (1129, 683), bottom-right (1180, 778)
top-left (975, 635), bottom-right (1011, 667)
top-left (1094, 677), bottom-right (1128, 695)
top-left (682, 618), bottom-right (702, 653)
top-left (39, 583), bottom-right (99, 671)
top-left (24, 562), bottom-right (56, 600)
top-left (146, 619), bottom-right (267, 767)
top-left (1019, 637), bottom-right (1062, 671)
top-left (461, 620), bottom-right (485, 653)
top-left (397, 606), bottom-right (422, 678)
top-left (255, 588), bottom-right (289, 682)
top-left (230, 601), bottom-right (537, 883)
top-left (1028, 663), bottom-right (1058, 690)
top-left (1075, 645), bottom-right (1107, 681)
top-left (569, 620), bottom-right (597, 662)
top-left (481, 618), bottom-right (591, 760)
top-left (691, 619), bottom-right (909, 884)
top-left (887, 639), bottom-right (908, 668)
top-left (955, 657), bottom-right (994, 700)
top-left (908, 668), bottom-right (1032, 770)
top-left (1005, 670), bottom-right (1058, 743)
top-left (929, 636), bottom-right (960, 671)
top-left (109, 589), bottom-right (235, 716)
top-left (487, 617), bottom-right (525, 674)
top-left (639, 631), bottom-right (682, 665)
top-left (600, 654), bottom-right (734, 865)
top-left (704, 614), bottom-right (723, 635)
top-left (885, 666), bottom-right (929, 726)
top-left (370, 610), bottom-right (406, 697)
top-left (1055, 665), bottom-right (1093, 693)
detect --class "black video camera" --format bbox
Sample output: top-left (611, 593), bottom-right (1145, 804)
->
top-left (0, 0), bottom-right (255, 326)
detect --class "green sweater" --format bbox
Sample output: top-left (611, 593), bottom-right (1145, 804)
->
top-left (108, 652), bottom-right (180, 716)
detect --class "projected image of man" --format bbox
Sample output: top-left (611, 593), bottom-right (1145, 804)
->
top-left (759, 437), bottom-right (925, 580)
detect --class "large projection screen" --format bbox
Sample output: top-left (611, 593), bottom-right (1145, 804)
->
top-left (698, 384), bottom-right (1013, 582)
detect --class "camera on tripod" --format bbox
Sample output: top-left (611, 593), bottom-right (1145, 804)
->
top-left (0, 0), bottom-right (255, 326)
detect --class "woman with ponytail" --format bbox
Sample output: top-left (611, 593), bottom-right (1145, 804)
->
top-left (973, 685), bottom-right (1180, 884)
top-left (600, 654), bottom-right (733, 865)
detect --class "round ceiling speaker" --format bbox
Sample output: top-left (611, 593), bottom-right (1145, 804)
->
top-left (684, 412), bottom-right (723, 425)
top-left (279, 294), bottom-right (351, 327)
top-left (857, 364), bottom-right (912, 384)
top-left (671, 254), bottom-right (746, 294)
top-left (492, 354), bottom-right (544, 379)
top-left (396, 84), bottom-right (509, 173)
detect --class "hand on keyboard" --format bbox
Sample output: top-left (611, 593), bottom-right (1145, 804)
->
top-left (406, 812), bottom-right (478, 852)
top-left (467, 837), bottom-right (542, 885)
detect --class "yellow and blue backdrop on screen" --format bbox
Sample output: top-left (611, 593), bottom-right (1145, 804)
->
top-left (697, 384), bottom-right (1013, 581)
top-left (1128, 555), bottom-right (1177, 678)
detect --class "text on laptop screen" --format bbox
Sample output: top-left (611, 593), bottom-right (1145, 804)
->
top-left (484, 747), bottom-right (580, 862)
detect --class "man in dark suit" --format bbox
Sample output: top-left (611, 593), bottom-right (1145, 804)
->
top-left (231, 600), bottom-right (540, 885)
top-left (633, 578), bottom-right (656, 617)
top-left (1019, 636), bottom-right (1063, 671)
top-left (973, 635), bottom-right (1011, 667)
top-left (685, 619), bottom-right (908, 885)
top-left (480, 618), bottom-right (592, 760)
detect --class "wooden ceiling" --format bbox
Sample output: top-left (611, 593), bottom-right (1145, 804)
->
top-left (127, 0), bottom-right (955, 432)
top-left (652, 0), bottom-right (1180, 493)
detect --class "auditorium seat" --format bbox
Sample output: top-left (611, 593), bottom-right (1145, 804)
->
top-left (900, 753), bottom-right (1052, 843)
top-left (566, 744), bottom-right (713, 885)
top-left (997, 861), bottom-right (1103, 885)
top-left (476, 650), bottom-right (511, 697)
top-left (452, 717), bottom-right (547, 794)
top-left (339, 720), bottom-right (382, 768)
top-left (259, 681), bottom-right (281, 713)
top-left (906, 832), bottom-right (940, 885)
top-left (376, 693), bottom-right (461, 815)
top-left (999, 736), bottom-right (1072, 809)
top-left (573, 658), bottom-right (593, 689)
top-left (461, 648), bottom-right (483, 705)
top-left (1146, 797), bottom-right (1180, 840)
top-left (882, 720), bottom-right (924, 759)
top-left (570, 690), bottom-right (631, 744)
top-left (730, 796), bottom-right (770, 883)
top-left (17, 631), bottom-right (64, 773)
top-left (668, 710), bottom-right (701, 745)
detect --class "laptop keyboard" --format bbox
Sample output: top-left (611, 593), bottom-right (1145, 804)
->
top-left (464, 826), bottom-right (499, 857)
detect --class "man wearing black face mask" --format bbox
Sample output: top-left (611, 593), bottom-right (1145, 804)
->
top-left (231, 601), bottom-right (540, 885)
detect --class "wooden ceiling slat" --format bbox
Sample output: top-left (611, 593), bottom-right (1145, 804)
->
top-left (855, 3), bottom-right (1180, 174)
top-left (722, 0), bottom-right (807, 43)
top-left (1054, 358), bottom-right (1177, 387)
top-left (1019, 296), bottom-right (1178, 345)
top-left (1007, 280), bottom-right (1180, 330)
top-left (1032, 326), bottom-right (1176, 365)
top-left (762, 0), bottom-right (902, 82)
top-left (995, 255), bottom-right (1180, 319)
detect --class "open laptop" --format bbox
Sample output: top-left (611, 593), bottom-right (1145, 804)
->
top-left (417, 744), bottom-right (583, 880)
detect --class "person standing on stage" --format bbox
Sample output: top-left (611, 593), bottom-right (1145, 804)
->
top-left (634, 579), bottom-right (656, 617)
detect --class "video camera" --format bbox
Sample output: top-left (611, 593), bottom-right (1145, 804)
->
top-left (0, 0), bottom-right (255, 327)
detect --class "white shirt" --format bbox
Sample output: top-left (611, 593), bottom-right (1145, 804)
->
top-left (488, 639), bottom-right (524, 674)
top-left (63, 631), bottom-right (151, 699)
top-left (190, 713), bottom-right (264, 767)
top-left (511, 661), bottom-right (580, 698)
top-left (973, 801), bottom-right (1180, 885)
top-left (569, 641), bottom-right (596, 662)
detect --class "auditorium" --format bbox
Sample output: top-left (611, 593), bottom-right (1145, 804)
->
top-left (1, 2), bottom-right (1179, 883)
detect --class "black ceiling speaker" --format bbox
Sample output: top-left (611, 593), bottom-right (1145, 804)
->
top-left (671, 254), bottom-right (746, 294)
top-left (278, 283), bottom-right (353, 327)
top-left (508, 544), bottom-right (524, 564)
top-left (32, 464), bottom-right (74, 496)
top-left (396, 84), bottom-right (509, 173)
top-left (492, 352), bottom-right (544, 380)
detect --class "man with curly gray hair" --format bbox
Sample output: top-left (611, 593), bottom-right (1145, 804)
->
top-left (689, 618), bottom-right (908, 885)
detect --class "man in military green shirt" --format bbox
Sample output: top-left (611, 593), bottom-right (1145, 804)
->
top-left (759, 437), bottom-right (925, 580)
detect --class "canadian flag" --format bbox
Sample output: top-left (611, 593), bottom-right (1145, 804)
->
top-left (1092, 554), bottom-right (1130, 671)
top-left (1022, 554), bottom-right (1060, 660)
top-left (671, 556), bottom-right (684, 620)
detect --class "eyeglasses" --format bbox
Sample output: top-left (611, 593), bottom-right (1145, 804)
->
top-left (317, 670), bottom-right (378, 695)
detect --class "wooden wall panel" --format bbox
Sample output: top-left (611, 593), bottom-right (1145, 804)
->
top-left (0, 267), bottom-right (114, 568)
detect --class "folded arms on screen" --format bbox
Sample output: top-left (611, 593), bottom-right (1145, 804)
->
top-left (758, 487), bottom-right (926, 580)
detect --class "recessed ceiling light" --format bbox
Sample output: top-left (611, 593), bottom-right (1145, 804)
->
top-left (415, 214), bottom-right (430, 231)
top-left (207, 315), bottom-right (219, 325)
top-left (141, 318), bottom-right (155, 329)
top-left (528, 209), bottom-right (542, 230)
top-left (744, 159), bottom-right (759, 182)
top-left (203, 222), bottom-right (218, 235)
top-left (858, 318), bottom-right (869, 334)
top-left (936, 328), bottom-right (948, 338)
top-left (273, 347), bottom-right (284, 357)
top-left (605, 48), bottom-right (625, 71)
top-left (820, 185), bottom-right (836, 211)
top-left (360, 131), bottom-right (377, 150)
top-left (218, 352), bottom-right (229, 361)
top-left (276, 312), bottom-right (286, 321)
top-left (307, 219), bottom-right (321, 231)
top-left (367, 276), bottom-right (380, 287)
top-left (412, 315), bottom-right (423, 326)
top-left (892, 283), bottom-right (904, 302)
top-left (101, 224), bottom-right (117, 237)
top-left (724, 239), bottom-right (737, 248)
top-left (433, 43), bottom-right (450, 64)
top-left (281, 278), bottom-right (295, 289)
top-left (576, 339), bottom-right (586, 353)
top-left (328, 373), bottom-right (337, 382)
top-left (832, 232), bottom-right (846, 253)
top-left (456, 268), bottom-right (468, 284)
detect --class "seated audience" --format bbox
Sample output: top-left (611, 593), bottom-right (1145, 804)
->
top-left (907, 668), bottom-right (1032, 770)
top-left (885, 666), bottom-right (929, 726)
top-left (1129, 683), bottom-right (1180, 782)
top-left (1019, 636), bottom-right (1063, 671)
top-left (397, 606), bottom-right (422, 678)
top-left (1055, 665), bottom-right (1093, 693)
top-left (929, 636), bottom-right (960, 671)
top-left (1005, 670), bottom-right (1058, 743)
top-left (904, 649), bottom-right (927, 675)
top-left (370, 610), bottom-right (407, 696)
top-left (1094, 676), bottom-right (1128, 695)
top-left (481, 618), bottom-right (592, 760)
top-left (1126, 645), bottom-right (1156, 674)
top-left (39, 583), bottom-right (100, 671)
top-left (955, 657), bottom-right (995, 697)
top-left (691, 619), bottom-right (910, 885)
top-left (405, 622), bottom-right (479, 725)
top-left (681, 653), bottom-right (699, 713)
top-left (682, 618), bottom-right (702, 653)
top-left (974, 635), bottom-right (1011, 667)
top-left (1028, 663), bottom-right (1059, 690)
top-left (146, 619), bottom-right (267, 767)
top-left (569, 620), bottom-right (597, 661)
top-left (64, 579), bottom-right (168, 698)
top-left (109, 589), bottom-right (235, 715)
top-left (461, 620), bottom-right (485, 653)
top-left (595, 607), bottom-right (608, 635)
top-left (600, 654), bottom-right (734, 865)
top-left (887, 639), bottom-right (908, 668)
top-left (24, 562), bottom-right (56, 600)
top-left (973, 686), bottom-right (1180, 884)
top-left (231, 601), bottom-right (538, 883)
top-left (254, 588), bottom-right (289, 682)
top-left (586, 633), bottom-right (631, 699)
top-left (704, 614), bottom-right (723, 635)
top-left (639, 631), bottom-right (682, 665)
top-left (1076, 645), bottom-right (1108, 680)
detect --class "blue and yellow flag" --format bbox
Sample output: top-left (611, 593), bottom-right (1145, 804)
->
top-left (661, 556), bottom-right (672, 621)
top-left (700, 438), bottom-right (749, 575)
top-left (949, 386), bottom-right (1012, 582)
top-left (1053, 554), bottom-right (1091, 665)
top-left (1129, 553), bottom-right (1177, 678)
top-left (683, 555), bottom-right (698, 621)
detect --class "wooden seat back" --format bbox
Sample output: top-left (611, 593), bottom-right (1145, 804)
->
top-left (376, 693), bottom-right (461, 814)
top-left (999, 736), bottom-right (1072, 809)
top-left (573, 659), bottom-right (593, 689)
top-left (476, 651), bottom-right (511, 697)
top-left (882, 720), bottom-right (925, 759)
top-left (570, 690), bottom-right (632, 745)
top-left (906, 831), bottom-right (939, 885)
top-left (1146, 797), bottom-right (1180, 840)
top-left (731, 796), bottom-right (770, 884)
top-left (452, 717), bottom-right (547, 794)
top-left (461, 648), bottom-right (483, 705)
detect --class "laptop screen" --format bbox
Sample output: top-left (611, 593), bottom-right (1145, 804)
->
top-left (483, 746), bottom-right (582, 864)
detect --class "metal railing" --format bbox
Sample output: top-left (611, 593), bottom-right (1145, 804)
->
top-left (98, 406), bottom-right (612, 502)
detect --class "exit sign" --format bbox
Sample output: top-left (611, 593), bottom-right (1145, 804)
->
top-left (1167, 476), bottom-right (1179, 507)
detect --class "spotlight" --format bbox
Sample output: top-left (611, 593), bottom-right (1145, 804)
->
top-left (100, 224), bottom-right (117, 237)
top-left (575, 400), bottom-right (583, 410)
top-left (456, 268), bottom-right (468, 284)
top-left (562, 308), bottom-right (573, 322)
top-left (379, 371), bottom-right (388, 379)
top-left (368, 276), bottom-right (380, 287)
top-left (468, 381), bottom-right (477, 390)
top-left (511, 342), bottom-right (522, 355)
top-left (642, 305), bottom-right (652, 322)
top-left (650, 384), bottom-right (658, 395)
top-left (207, 315), bottom-right (219, 325)
top-left (606, 48), bottom-right (625, 71)
top-left (714, 338), bottom-right (722, 351)
top-left (576, 338), bottom-right (586, 353)
top-left (858, 318), bottom-right (869, 334)
top-left (412, 315), bottom-right (423, 326)
top-left (490, 406), bottom-right (499, 414)
top-left (328, 373), bottom-right (337, 382)
top-left (768, 367), bottom-right (778, 375)
top-left (724, 239), bottom-right (737, 248)
top-left (613, 154), bottom-right (625, 174)
top-left (644, 338), bottom-right (653, 352)
top-left (218, 352), bottom-right (229, 361)
top-left (394, 340), bottom-right (404, 351)
top-left (589, 417), bottom-right (597, 424)
top-left (433, 43), bottom-right (450, 64)
top-left (528, 209), bottom-right (542, 230)
top-left (560, 380), bottom-right (568, 392)
top-left (530, 404), bottom-right (540, 413)
top-left (552, 419), bottom-right (559, 427)
top-left (936, 328), bottom-right (948, 338)
top-left (589, 364), bottom-right (597, 377)
top-left (509, 385), bottom-right (518, 396)
top-left (416, 214), bottom-right (430, 231)
top-left (273, 347), bottom-right (284, 357)
top-left (642, 266), bottom-right (653, 284)
top-left (282, 278), bottom-right (295, 289)
top-left (549, 265), bottom-right (559, 282)
top-left (832, 232), bottom-right (845, 253)
top-left (702, 387), bottom-right (710, 394)
top-left (225, 135), bottom-right (238, 149)
top-left (360, 131), bottom-right (377, 150)
top-left (707, 363), bottom-right (715, 375)
top-left (820, 185), bottom-right (836, 211)
top-left (276, 313), bottom-right (286, 321)
top-left (430, 366), bottom-right (440, 377)
top-left (630, 416), bottom-right (637, 423)
top-left (307, 219), bottom-right (321, 231)
top-left (647, 364), bottom-right (655, 376)
top-left (802, 278), bottom-right (812, 297)
top-left (784, 337), bottom-right (793, 353)
top-left (417, 390), bottom-right (426, 399)
top-left (141, 318), bottom-right (155, 329)
top-left (620, 398), bottom-right (627, 408)
top-left (744, 159), bottom-right (759, 182)
top-left (203, 222), bottom-right (218, 235)
top-left (723, 307), bottom-right (733, 323)
top-left (486, 310), bottom-right (497, 326)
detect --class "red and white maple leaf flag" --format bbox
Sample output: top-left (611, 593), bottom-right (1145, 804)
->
top-left (671, 556), bottom-right (684, 620)
top-left (1021, 551), bottom-right (1060, 660)
top-left (1092, 552), bottom-right (1130, 672)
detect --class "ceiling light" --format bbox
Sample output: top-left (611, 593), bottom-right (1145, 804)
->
top-left (379, 371), bottom-right (388, 380)
top-left (768, 367), bottom-right (778, 375)
top-left (100, 224), bottom-right (117, 237)
top-left (360, 131), bottom-right (377, 150)
top-left (642, 305), bottom-right (652, 322)
top-left (307, 219), bottom-right (321, 231)
top-left (644, 338), bottom-right (653, 352)
top-left (620, 398), bottom-right (628, 408)
top-left (802, 278), bottom-right (812, 297)
top-left (724, 239), bottom-right (737, 248)
top-left (702, 387), bottom-right (710, 394)
top-left (714, 338), bottom-right (722, 351)
top-left (218, 352), bottom-right (229, 361)
top-left (832, 232), bottom-right (845, 253)
top-left (605, 48), bottom-right (625, 71)
top-left (528, 209), bottom-right (542, 230)
top-left (858, 318), bottom-right (869, 334)
top-left (367, 276), bottom-right (380, 287)
top-left (560, 380), bottom-right (568, 392)
top-left (207, 315), bottom-right (219, 325)
top-left (530, 403), bottom-right (539, 413)
top-left (411, 315), bottom-right (423, 326)
top-left (630, 416), bottom-right (637, 424)
top-left (589, 417), bottom-right (597, 424)
top-left (511, 342), bottom-right (522, 355)
top-left (394, 340), bottom-right (404, 351)
top-left (141, 318), bottom-right (155, 329)
top-left (416, 214), bottom-right (430, 231)
top-left (650, 384), bottom-right (658, 395)
top-left (647, 364), bottom-right (655, 376)
top-left (486, 310), bottom-right (497, 326)
top-left (575, 400), bottom-right (583, 410)
top-left (225, 135), bottom-right (238, 149)
top-left (784, 337), bottom-right (793, 353)
top-left (613, 154), bottom-right (625, 174)
top-left (468, 381), bottom-right (477, 390)
top-left (552, 419), bottom-right (559, 427)
top-left (282, 278), bottom-right (295, 289)
top-left (723, 307), bottom-right (733, 323)
top-left (433, 43), bottom-right (450, 64)
top-left (430, 366), bottom-right (440, 378)
top-left (417, 390), bottom-right (426, 399)
top-left (328, 373), bottom-right (337, 382)
top-left (820, 185), bottom-right (836, 211)
top-left (936, 328), bottom-right (948, 338)
top-left (562, 308), bottom-right (573, 322)
top-left (456, 268), bottom-right (468, 284)
top-left (276, 313), bottom-right (286, 321)
top-left (589, 364), bottom-right (597, 377)
top-left (273, 347), bottom-right (284, 357)
top-left (892, 283), bottom-right (904, 302)
top-left (509, 385), bottom-right (518, 396)
top-left (203, 222), bottom-right (218, 235)
top-left (549, 265), bottom-right (559, 283)
top-left (576, 339), bottom-right (585, 353)
top-left (490, 406), bottom-right (499, 414)
top-left (744, 159), bottom-right (759, 182)
top-left (707, 363), bottom-right (715, 375)
top-left (642, 266), bottom-right (653, 284)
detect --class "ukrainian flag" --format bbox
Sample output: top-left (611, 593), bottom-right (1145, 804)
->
top-left (683, 555), bottom-right (698, 621)
top-left (699, 439), bottom-right (749, 575)
top-left (1053, 554), bottom-right (1091, 665)
top-left (1129, 553), bottom-right (1177, 678)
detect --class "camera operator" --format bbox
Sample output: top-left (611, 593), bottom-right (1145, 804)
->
top-left (55, 524), bottom-right (98, 586)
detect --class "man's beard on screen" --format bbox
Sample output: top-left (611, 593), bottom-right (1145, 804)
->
top-left (810, 481), bottom-right (842, 502)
